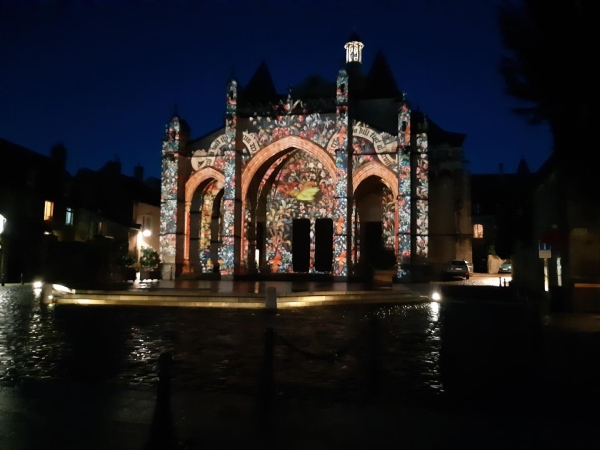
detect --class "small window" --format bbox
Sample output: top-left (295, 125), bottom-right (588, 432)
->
top-left (65, 207), bottom-right (73, 226)
top-left (473, 223), bottom-right (484, 239)
top-left (142, 215), bottom-right (152, 231)
top-left (44, 201), bottom-right (54, 221)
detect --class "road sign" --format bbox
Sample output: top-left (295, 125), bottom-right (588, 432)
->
top-left (539, 242), bottom-right (551, 259)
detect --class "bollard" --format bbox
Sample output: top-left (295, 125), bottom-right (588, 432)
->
top-left (257, 327), bottom-right (275, 436)
top-left (265, 287), bottom-right (277, 310)
top-left (1, 273), bottom-right (4, 287)
top-left (499, 277), bottom-right (502, 287)
top-left (20, 273), bottom-right (24, 285)
top-left (146, 352), bottom-right (176, 450)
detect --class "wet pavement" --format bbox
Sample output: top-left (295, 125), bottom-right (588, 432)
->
top-left (1, 283), bottom-right (600, 449)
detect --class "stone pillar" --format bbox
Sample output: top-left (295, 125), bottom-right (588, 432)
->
top-left (309, 219), bottom-right (316, 273)
top-left (333, 69), bottom-right (350, 278)
top-left (183, 201), bottom-right (191, 273)
top-left (218, 80), bottom-right (237, 277)
top-left (396, 102), bottom-right (412, 279)
top-left (159, 116), bottom-right (181, 281)
top-left (414, 123), bottom-right (429, 261)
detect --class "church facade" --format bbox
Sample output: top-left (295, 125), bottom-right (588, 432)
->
top-left (159, 35), bottom-right (472, 280)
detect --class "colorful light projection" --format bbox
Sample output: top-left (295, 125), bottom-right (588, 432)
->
top-left (415, 130), bottom-right (429, 257)
top-left (199, 181), bottom-right (221, 272)
top-left (396, 103), bottom-right (411, 277)
top-left (218, 80), bottom-right (237, 275)
top-left (159, 116), bottom-right (181, 267)
top-left (381, 184), bottom-right (395, 249)
top-left (263, 151), bottom-right (335, 273)
top-left (351, 122), bottom-right (397, 170)
top-left (333, 69), bottom-right (349, 276)
top-left (246, 113), bottom-right (337, 159)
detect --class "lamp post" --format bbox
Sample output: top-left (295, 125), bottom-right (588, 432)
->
top-left (0, 213), bottom-right (6, 286)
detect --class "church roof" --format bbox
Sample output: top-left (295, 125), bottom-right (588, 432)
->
top-left (290, 74), bottom-right (336, 100)
top-left (411, 110), bottom-right (466, 147)
top-left (363, 50), bottom-right (401, 99)
top-left (240, 61), bottom-right (279, 104)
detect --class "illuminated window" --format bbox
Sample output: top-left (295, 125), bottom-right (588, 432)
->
top-left (473, 223), bottom-right (484, 239)
top-left (142, 215), bottom-right (152, 231)
top-left (65, 207), bottom-right (73, 225)
top-left (44, 201), bottom-right (54, 221)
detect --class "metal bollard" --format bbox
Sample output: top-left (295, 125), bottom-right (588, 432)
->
top-left (265, 287), bottom-right (277, 310)
top-left (20, 273), bottom-right (24, 285)
top-left (146, 352), bottom-right (176, 450)
top-left (499, 277), bottom-right (502, 287)
top-left (1, 273), bottom-right (4, 287)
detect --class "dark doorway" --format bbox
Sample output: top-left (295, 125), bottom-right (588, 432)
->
top-left (292, 219), bottom-right (310, 272)
top-left (362, 221), bottom-right (383, 265)
top-left (315, 218), bottom-right (333, 272)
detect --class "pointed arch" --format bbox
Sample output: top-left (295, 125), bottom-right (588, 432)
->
top-left (241, 135), bottom-right (337, 202)
top-left (352, 160), bottom-right (398, 195)
top-left (186, 167), bottom-right (225, 203)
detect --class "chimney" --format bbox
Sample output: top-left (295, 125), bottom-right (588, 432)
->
top-left (134, 164), bottom-right (144, 182)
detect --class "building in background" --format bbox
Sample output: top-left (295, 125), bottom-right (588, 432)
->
top-left (514, 153), bottom-right (600, 312)
top-left (471, 159), bottom-right (532, 273)
top-left (0, 138), bottom-right (159, 284)
top-left (160, 34), bottom-right (471, 280)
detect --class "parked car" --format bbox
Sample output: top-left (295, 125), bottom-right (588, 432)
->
top-left (498, 262), bottom-right (512, 274)
top-left (442, 260), bottom-right (470, 280)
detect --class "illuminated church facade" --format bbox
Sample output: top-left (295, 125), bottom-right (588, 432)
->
top-left (159, 34), bottom-right (472, 280)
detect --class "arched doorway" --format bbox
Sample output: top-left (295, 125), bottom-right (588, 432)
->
top-left (354, 175), bottom-right (396, 272)
top-left (185, 168), bottom-right (224, 273)
top-left (242, 136), bottom-right (337, 274)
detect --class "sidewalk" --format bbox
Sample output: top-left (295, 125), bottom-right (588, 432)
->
top-left (0, 381), bottom-right (587, 450)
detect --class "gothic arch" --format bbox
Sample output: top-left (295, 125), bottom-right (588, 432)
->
top-left (352, 160), bottom-right (398, 194)
top-left (241, 135), bottom-right (337, 202)
top-left (186, 167), bottom-right (225, 203)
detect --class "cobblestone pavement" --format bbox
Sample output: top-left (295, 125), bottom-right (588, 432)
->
top-left (0, 285), bottom-right (443, 403)
top-left (1, 283), bottom-right (600, 449)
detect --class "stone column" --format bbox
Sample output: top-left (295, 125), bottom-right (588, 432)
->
top-left (218, 80), bottom-right (237, 277)
top-left (159, 116), bottom-right (181, 281)
top-left (183, 201), bottom-right (191, 272)
top-left (396, 102), bottom-right (412, 279)
top-left (333, 69), bottom-right (350, 278)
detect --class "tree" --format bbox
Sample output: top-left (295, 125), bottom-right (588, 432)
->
top-left (498, 0), bottom-right (600, 159)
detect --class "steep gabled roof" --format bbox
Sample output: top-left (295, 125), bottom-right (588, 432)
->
top-left (363, 50), bottom-right (401, 99)
top-left (241, 61), bottom-right (279, 104)
top-left (290, 74), bottom-right (336, 100)
top-left (411, 110), bottom-right (466, 147)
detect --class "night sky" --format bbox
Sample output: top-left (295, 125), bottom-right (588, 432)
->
top-left (1, 0), bottom-right (551, 180)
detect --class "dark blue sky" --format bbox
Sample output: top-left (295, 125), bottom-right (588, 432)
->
top-left (1, 0), bottom-right (551, 179)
